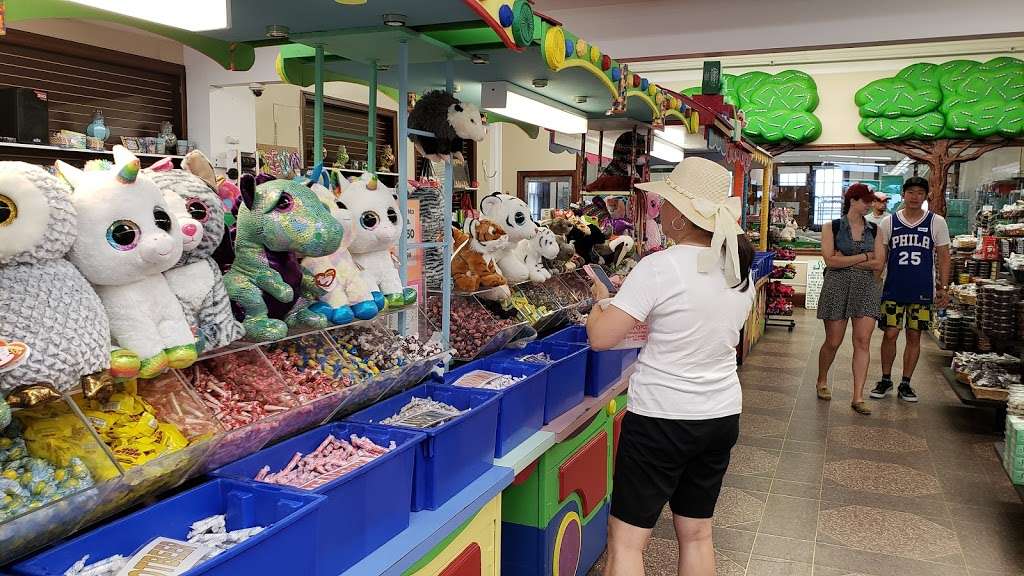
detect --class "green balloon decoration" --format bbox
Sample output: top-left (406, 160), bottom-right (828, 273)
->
top-left (683, 69), bottom-right (823, 145)
top-left (855, 57), bottom-right (1024, 141)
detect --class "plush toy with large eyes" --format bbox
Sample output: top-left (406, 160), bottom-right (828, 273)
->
top-left (57, 146), bottom-right (198, 378)
top-left (408, 91), bottom-right (487, 162)
top-left (0, 162), bottom-right (113, 407)
top-left (147, 152), bottom-right (244, 352)
top-left (338, 173), bottom-right (416, 310)
top-left (223, 175), bottom-right (344, 341)
top-left (479, 192), bottom-right (538, 284)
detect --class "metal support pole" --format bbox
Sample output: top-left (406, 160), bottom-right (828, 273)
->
top-left (441, 59), bottom-right (455, 350)
top-left (368, 60), bottom-right (378, 173)
top-left (397, 42), bottom-right (410, 336)
top-left (313, 45), bottom-right (325, 165)
top-left (760, 160), bottom-right (772, 251)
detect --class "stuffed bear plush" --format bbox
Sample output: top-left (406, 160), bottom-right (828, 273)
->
top-left (566, 220), bottom-right (607, 265)
top-left (542, 219), bottom-right (579, 274)
top-left (223, 174), bottom-right (344, 342)
top-left (452, 218), bottom-right (510, 298)
top-left (338, 173), bottom-right (417, 310)
top-left (0, 162), bottom-right (113, 406)
top-left (519, 225), bottom-right (560, 283)
top-left (57, 147), bottom-right (197, 379)
top-left (301, 167), bottom-right (379, 325)
top-left (479, 192), bottom-right (537, 284)
top-left (408, 91), bottom-right (487, 162)
top-left (147, 153), bottom-right (244, 353)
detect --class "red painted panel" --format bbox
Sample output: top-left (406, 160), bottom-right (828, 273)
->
top-left (558, 431), bottom-right (608, 517)
top-left (439, 542), bottom-right (482, 576)
top-left (513, 460), bottom-right (538, 486)
top-left (613, 409), bottom-right (626, 464)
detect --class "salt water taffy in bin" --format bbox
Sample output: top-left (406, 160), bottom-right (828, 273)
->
top-left (224, 175), bottom-right (344, 341)
top-left (57, 146), bottom-right (197, 379)
top-left (147, 154), bottom-right (244, 353)
top-left (338, 173), bottom-right (416, 310)
top-left (0, 162), bottom-right (113, 410)
top-left (300, 166), bottom-right (379, 325)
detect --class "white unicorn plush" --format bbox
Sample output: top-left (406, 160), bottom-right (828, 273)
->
top-left (57, 146), bottom-right (198, 379)
top-left (339, 173), bottom-right (417, 310)
top-left (301, 167), bottom-right (380, 324)
top-left (479, 192), bottom-right (538, 284)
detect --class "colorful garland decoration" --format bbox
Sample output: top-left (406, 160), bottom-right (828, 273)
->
top-left (463, 0), bottom-right (536, 52)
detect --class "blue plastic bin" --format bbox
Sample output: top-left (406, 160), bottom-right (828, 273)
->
top-left (546, 325), bottom-right (624, 397)
top-left (621, 348), bottom-right (639, 372)
top-left (345, 383), bottom-right (499, 511)
top-left (439, 357), bottom-right (548, 457)
top-left (496, 339), bottom-right (588, 423)
top-left (211, 422), bottom-right (423, 576)
top-left (10, 478), bottom-right (324, 576)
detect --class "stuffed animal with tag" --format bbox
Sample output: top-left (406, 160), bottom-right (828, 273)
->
top-left (452, 218), bottom-right (510, 298)
top-left (147, 153), bottom-right (244, 353)
top-left (479, 192), bottom-right (537, 284)
top-left (338, 173), bottom-right (416, 310)
top-left (57, 147), bottom-right (197, 379)
top-left (223, 174), bottom-right (344, 341)
top-left (518, 225), bottom-right (560, 283)
top-left (0, 162), bottom-right (115, 412)
top-left (301, 166), bottom-right (379, 325)
top-left (408, 91), bottom-right (487, 162)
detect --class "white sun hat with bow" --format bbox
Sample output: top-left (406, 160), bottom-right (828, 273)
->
top-left (635, 156), bottom-right (743, 285)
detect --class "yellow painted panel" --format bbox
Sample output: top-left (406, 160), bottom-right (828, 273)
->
top-left (407, 496), bottom-right (502, 576)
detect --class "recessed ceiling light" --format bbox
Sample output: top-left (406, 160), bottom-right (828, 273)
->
top-left (383, 13), bottom-right (407, 27)
top-left (335, 0), bottom-right (367, 4)
top-left (376, 63), bottom-right (391, 71)
top-left (575, 96), bottom-right (588, 104)
top-left (265, 24), bottom-right (289, 39)
top-left (471, 54), bottom-right (489, 65)
top-left (532, 78), bottom-right (548, 88)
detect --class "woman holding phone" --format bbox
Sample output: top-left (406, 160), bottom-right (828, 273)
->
top-left (585, 157), bottom-right (755, 576)
top-left (814, 183), bottom-right (886, 414)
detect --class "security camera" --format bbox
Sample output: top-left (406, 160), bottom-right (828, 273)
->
top-left (249, 82), bottom-right (265, 97)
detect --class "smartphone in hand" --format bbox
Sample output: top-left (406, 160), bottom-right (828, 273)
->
top-left (584, 264), bottom-right (618, 294)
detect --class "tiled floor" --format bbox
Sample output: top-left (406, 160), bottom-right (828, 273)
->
top-left (589, 308), bottom-right (1024, 576)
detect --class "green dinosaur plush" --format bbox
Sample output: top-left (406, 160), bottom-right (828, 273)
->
top-left (223, 175), bottom-right (343, 341)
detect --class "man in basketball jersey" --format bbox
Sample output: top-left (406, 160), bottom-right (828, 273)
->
top-left (871, 177), bottom-right (951, 402)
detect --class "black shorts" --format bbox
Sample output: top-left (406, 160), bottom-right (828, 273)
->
top-left (610, 411), bottom-right (740, 529)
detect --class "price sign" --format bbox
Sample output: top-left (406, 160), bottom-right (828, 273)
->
top-left (805, 260), bottom-right (826, 310)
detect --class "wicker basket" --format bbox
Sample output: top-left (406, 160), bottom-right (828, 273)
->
top-left (970, 383), bottom-right (1009, 401)
top-left (49, 132), bottom-right (71, 148)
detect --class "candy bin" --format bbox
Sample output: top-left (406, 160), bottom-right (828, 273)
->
top-left (11, 478), bottom-right (326, 576)
top-left (0, 397), bottom-right (122, 565)
top-left (511, 281), bottom-right (568, 334)
top-left (69, 374), bottom-right (224, 531)
top-left (212, 422), bottom-right (424, 575)
top-left (543, 275), bottom-right (582, 309)
top-left (559, 269), bottom-right (595, 309)
top-left (423, 292), bottom-right (525, 361)
top-left (493, 339), bottom-right (589, 423)
top-left (181, 349), bottom-right (300, 473)
top-left (262, 334), bottom-right (361, 436)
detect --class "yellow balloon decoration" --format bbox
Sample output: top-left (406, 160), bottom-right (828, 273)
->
top-left (543, 26), bottom-right (566, 70)
top-left (590, 45), bottom-right (601, 65)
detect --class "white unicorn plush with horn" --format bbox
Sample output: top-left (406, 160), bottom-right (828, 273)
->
top-left (57, 146), bottom-right (198, 378)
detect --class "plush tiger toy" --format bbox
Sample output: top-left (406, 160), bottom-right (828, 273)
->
top-left (452, 218), bottom-right (510, 298)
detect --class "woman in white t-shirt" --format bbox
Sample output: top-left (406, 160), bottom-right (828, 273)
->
top-left (586, 157), bottom-right (756, 576)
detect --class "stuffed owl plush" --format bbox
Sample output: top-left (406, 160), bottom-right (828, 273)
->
top-left (223, 175), bottom-right (344, 341)
top-left (0, 162), bottom-right (112, 408)
top-left (338, 173), bottom-right (417, 310)
top-left (57, 147), bottom-right (197, 379)
top-left (479, 192), bottom-right (538, 284)
top-left (301, 166), bottom-right (379, 325)
top-left (147, 152), bottom-right (244, 353)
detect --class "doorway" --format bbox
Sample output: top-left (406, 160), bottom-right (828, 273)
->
top-left (517, 170), bottom-right (577, 222)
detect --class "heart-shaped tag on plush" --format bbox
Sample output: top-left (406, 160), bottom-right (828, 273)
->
top-left (315, 269), bottom-right (337, 290)
top-left (0, 339), bottom-right (30, 373)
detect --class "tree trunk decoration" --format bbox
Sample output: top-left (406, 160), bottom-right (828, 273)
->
top-left (854, 58), bottom-right (1024, 216)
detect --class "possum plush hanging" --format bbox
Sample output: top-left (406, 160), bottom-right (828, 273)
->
top-left (408, 91), bottom-right (487, 162)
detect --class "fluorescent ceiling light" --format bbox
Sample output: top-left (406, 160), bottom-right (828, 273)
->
top-left (481, 82), bottom-right (587, 135)
top-left (64, 0), bottom-right (229, 31)
top-left (823, 154), bottom-right (894, 161)
top-left (651, 136), bottom-right (685, 163)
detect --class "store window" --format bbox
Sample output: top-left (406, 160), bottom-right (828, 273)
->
top-left (517, 170), bottom-right (576, 221)
top-left (301, 93), bottom-right (396, 171)
top-left (779, 172), bottom-right (807, 187)
top-left (813, 167), bottom-right (844, 225)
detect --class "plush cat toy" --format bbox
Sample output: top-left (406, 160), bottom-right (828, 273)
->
top-left (408, 91), bottom-right (487, 162)
top-left (147, 153), bottom-right (244, 353)
top-left (479, 192), bottom-right (537, 284)
top-left (0, 162), bottom-right (113, 412)
top-left (338, 173), bottom-right (416, 310)
top-left (223, 175), bottom-right (344, 341)
top-left (452, 218), bottom-right (511, 298)
top-left (57, 147), bottom-right (197, 379)
top-left (301, 167), bottom-right (379, 325)
top-left (519, 226), bottom-right (560, 283)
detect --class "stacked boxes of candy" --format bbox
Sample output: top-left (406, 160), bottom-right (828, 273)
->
top-left (424, 292), bottom-right (523, 361)
top-left (180, 349), bottom-right (299, 472)
top-left (1004, 415), bottom-right (1024, 484)
top-left (1, 399), bottom-right (120, 565)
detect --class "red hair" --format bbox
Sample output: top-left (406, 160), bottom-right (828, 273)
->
top-left (842, 183), bottom-right (874, 215)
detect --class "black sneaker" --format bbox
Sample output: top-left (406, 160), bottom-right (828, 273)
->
top-left (898, 383), bottom-right (919, 402)
top-left (870, 379), bottom-right (893, 399)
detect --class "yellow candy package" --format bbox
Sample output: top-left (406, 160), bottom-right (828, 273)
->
top-left (156, 423), bottom-right (188, 452)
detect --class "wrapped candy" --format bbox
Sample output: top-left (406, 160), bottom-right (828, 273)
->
top-left (379, 397), bottom-right (464, 428)
top-left (181, 351), bottom-right (296, 431)
top-left (255, 434), bottom-right (393, 490)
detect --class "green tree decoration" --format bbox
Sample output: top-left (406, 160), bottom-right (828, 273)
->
top-left (685, 70), bottom-right (823, 153)
top-left (855, 57), bottom-right (1024, 215)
